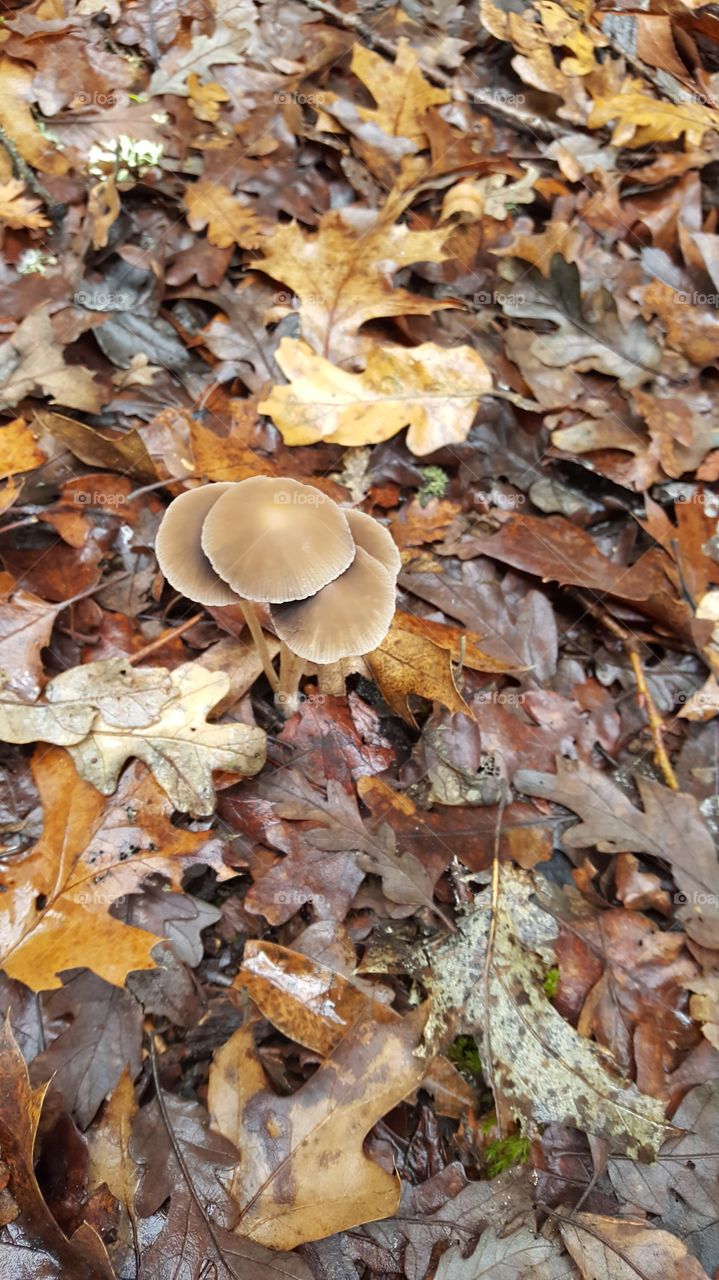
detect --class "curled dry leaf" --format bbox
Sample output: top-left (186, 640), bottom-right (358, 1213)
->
top-left (0, 658), bottom-right (267, 815)
top-left (367, 611), bottom-right (473, 725)
top-left (0, 307), bottom-right (100, 413)
top-left (260, 337), bottom-right (491, 455)
top-left (558, 1209), bottom-right (711, 1279)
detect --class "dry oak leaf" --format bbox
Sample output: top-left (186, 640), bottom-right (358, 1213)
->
top-left (0, 658), bottom-right (266, 815)
top-left (0, 749), bottom-right (221, 990)
top-left (0, 418), bottom-right (44, 479)
top-left (0, 178), bottom-right (50, 229)
top-left (558, 1209), bottom-right (711, 1279)
top-left (440, 166), bottom-right (540, 223)
top-left (0, 1022), bottom-right (115, 1279)
top-left (86, 1069), bottom-right (140, 1267)
top-left (184, 180), bottom-right (264, 249)
top-left (189, 414), bottom-right (277, 483)
top-left (0, 56), bottom-right (69, 175)
top-left (423, 864), bottom-right (669, 1160)
top-left (350, 39), bottom-right (450, 144)
top-left (367, 611), bottom-right (473, 726)
top-left (588, 86), bottom-right (719, 147)
top-left (260, 337), bottom-right (491, 455)
top-left (208, 1008), bottom-right (429, 1249)
top-left (255, 208), bottom-right (454, 362)
top-left (0, 307), bottom-right (100, 413)
top-left (186, 72), bottom-right (230, 122)
top-left (516, 759), bottom-right (719, 948)
top-left (148, 25), bottom-right (249, 96)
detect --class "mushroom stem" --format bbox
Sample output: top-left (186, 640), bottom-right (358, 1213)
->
top-left (277, 642), bottom-right (305, 716)
top-left (239, 601), bottom-right (279, 693)
top-left (317, 660), bottom-right (346, 697)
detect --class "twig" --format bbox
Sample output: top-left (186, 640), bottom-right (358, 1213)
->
top-left (481, 779), bottom-right (508, 1136)
top-left (128, 611), bottom-right (204, 664)
top-left (574, 592), bottom-right (678, 790)
top-left (147, 1034), bottom-right (234, 1278)
top-left (0, 125), bottom-right (65, 219)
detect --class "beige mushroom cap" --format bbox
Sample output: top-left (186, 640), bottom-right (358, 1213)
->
top-left (201, 476), bottom-right (355, 603)
top-left (155, 483), bottom-right (243, 606)
top-left (270, 547), bottom-right (396, 663)
top-left (345, 509), bottom-right (401, 578)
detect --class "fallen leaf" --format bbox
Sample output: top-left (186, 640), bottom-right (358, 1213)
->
top-left (434, 1224), bottom-right (569, 1279)
top-left (423, 864), bottom-right (669, 1159)
top-left (368, 612), bottom-right (473, 725)
top-left (516, 759), bottom-right (719, 947)
top-left (0, 1021), bottom-right (114, 1278)
top-left (351, 40), bottom-right (449, 144)
top-left (0, 307), bottom-right (100, 412)
top-left (256, 208), bottom-right (454, 361)
top-left (35, 409), bottom-right (157, 481)
top-left (260, 337), bottom-right (491, 454)
top-left (589, 87), bottom-right (719, 147)
top-left (148, 25), bottom-right (250, 97)
top-left (441, 166), bottom-right (539, 223)
top-left (0, 586), bottom-right (59, 701)
top-left (185, 180), bottom-right (264, 249)
top-left (0, 659), bottom-right (267, 815)
top-left (186, 73), bottom-right (230, 122)
top-left (0, 56), bottom-right (69, 175)
top-left (209, 1009), bottom-right (429, 1248)
top-left (559, 1209), bottom-right (711, 1279)
top-left (0, 178), bottom-right (50, 229)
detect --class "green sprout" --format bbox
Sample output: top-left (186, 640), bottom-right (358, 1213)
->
top-left (485, 1132), bottom-right (531, 1178)
top-left (543, 965), bottom-right (560, 998)
top-left (447, 1034), bottom-right (483, 1082)
top-left (417, 465), bottom-right (449, 507)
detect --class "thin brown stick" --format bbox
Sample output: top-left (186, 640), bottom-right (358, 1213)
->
top-left (128, 611), bottom-right (203, 664)
top-left (482, 780), bottom-right (508, 1136)
top-left (574, 592), bottom-right (678, 790)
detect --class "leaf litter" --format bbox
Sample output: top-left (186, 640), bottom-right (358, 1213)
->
top-left (0, 0), bottom-right (718, 1277)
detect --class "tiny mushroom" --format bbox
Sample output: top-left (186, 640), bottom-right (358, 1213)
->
top-left (154, 475), bottom-right (400, 713)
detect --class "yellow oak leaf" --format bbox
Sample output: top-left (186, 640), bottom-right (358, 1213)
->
top-left (0, 57), bottom-right (69, 175)
top-left (367, 612), bottom-right (473, 725)
top-left (184, 179), bottom-right (263, 248)
top-left (351, 39), bottom-right (449, 144)
top-left (0, 417), bottom-right (45, 479)
top-left (259, 336), bottom-right (491, 455)
top-left (186, 72), bottom-right (230, 123)
top-left (255, 207), bottom-right (454, 362)
top-left (589, 87), bottom-right (719, 147)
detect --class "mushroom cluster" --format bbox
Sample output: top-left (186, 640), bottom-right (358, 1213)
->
top-left (155, 476), bottom-right (400, 710)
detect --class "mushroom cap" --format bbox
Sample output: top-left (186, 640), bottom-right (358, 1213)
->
top-left (155, 483), bottom-right (243, 606)
top-left (270, 547), bottom-right (396, 663)
top-left (201, 476), bottom-right (355, 603)
top-left (345, 509), bottom-right (401, 578)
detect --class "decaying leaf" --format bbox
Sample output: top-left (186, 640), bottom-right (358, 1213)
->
top-left (422, 864), bottom-right (669, 1159)
top-left (184, 180), bottom-right (264, 249)
top-left (0, 658), bottom-right (266, 815)
top-left (0, 307), bottom-right (100, 413)
top-left (0, 179), bottom-right (50, 230)
top-left (516, 759), bottom-right (719, 947)
top-left (209, 1009), bottom-right (429, 1249)
top-left (558, 1209), bottom-right (711, 1279)
top-left (260, 337), bottom-right (491, 454)
top-left (350, 40), bottom-right (449, 144)
top-left (0, 1021), bottom-right (114, 1278)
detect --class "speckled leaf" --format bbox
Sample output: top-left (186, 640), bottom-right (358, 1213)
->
top-left (424, 865), bottom-right (669, 1160)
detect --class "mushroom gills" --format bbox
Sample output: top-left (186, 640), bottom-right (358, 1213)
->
top-left (270, 547), bottom-right (396, 664)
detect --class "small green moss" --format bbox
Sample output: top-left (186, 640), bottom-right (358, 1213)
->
top-left (447, 1034), bottom-right (483, 1082)
top-left (417, 466), bottom-right (449, 507)
top-left (485, 1132), bottom-right (531, 1178)
top-left (543, 965), bottom-right (560, 998)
